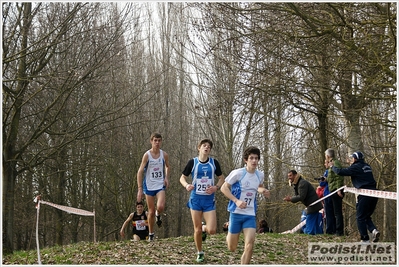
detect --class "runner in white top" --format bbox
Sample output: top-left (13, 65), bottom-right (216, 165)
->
top-left (221, 146), bottom-right (270, 264)
top-left (137, 133), bottom-right (170, 241)
top-left (143, 149), bottom-right (166, 191)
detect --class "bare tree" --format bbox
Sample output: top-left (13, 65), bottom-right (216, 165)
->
top-left (2, 2), bottom-right (143, 251)
top-left (3, 2), bottom-right (395, 251)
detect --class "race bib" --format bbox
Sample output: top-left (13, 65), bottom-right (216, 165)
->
top-left (241, 191), bottom-right (255, 208)
top-left (149, 165), bottom-right (163, 180)
top-left (135, 220), bottom-right (146, 231)
top-left (196, 176), bottom-right (212, 195)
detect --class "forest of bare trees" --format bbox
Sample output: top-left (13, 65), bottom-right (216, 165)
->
top-left (2, 2), bottom-right (396, 254)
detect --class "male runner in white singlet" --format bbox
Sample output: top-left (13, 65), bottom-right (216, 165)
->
top-left (137, 132), bottom-right (170, 241)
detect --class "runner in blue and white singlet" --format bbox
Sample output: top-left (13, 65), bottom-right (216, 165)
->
top-left (225, 167), bottom-right (264, 216)
top-left (143, 150), bottom-right (166, 192)
top-left (191, 157), bottom-right (217, 197)
top-left (220, 146), bottom-right (270, 264)
top-left (180, 138), bottom-right (225, 263)
top-left (136, 133), bottom-right (170, 241)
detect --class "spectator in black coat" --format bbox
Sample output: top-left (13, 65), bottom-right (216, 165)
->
top-left (329, 151), bottom-right (380, 243)
top-left (283, 170), bottom-right (323, 235)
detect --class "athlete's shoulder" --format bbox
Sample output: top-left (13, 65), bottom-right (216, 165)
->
top-left (142, 151), bottom-right (150, 160)
top-left (209, 157), bottom-right (218, 164)
top-left (237, 167), bottom-right (246, 173)
top-left (229, 167), bottom-right (246, 177)
top-left (255, 169), bottom-right (265, 178)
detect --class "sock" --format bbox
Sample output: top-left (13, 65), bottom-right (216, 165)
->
top-left (155, 210), bottom-right (159, 217)
top-left (149, 232), bottom-right (154, 236)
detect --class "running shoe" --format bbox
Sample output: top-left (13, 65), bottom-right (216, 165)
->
top-left (196, 252), bottom-right (204, 263)
top-left (156, 215), bottom-right (162, 227)
top-left (372, 229), bottom-right (380, 242)
top-left (148, 234), bottom-right (155, 241)
top-left (201, 221), bottom-right (207, 241)
top-left (202, 231), bottom-right (207, 241)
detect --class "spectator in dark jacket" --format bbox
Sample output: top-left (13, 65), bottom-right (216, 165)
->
top-left (283, 170), bottom-right (323, 235)
top-left (320, 160), bottom-right (336, 235)
top-left (329, 151), bottom-right (380, 243)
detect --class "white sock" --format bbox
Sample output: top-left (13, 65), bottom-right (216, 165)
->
top-left (155, 210), bottom-right (159, 216)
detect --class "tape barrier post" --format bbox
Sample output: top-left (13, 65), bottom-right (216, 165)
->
top-left (93, 209), bottom-right (96, 243)
top-left (35, 197), bottom-right (42, 265)
top-left (33, 196), bottom-right (95, 264)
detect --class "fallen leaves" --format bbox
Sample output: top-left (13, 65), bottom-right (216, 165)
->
top-left (3, 232), bottom-right (362, 265)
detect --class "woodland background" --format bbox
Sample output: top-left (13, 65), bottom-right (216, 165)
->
top-left (2, 2), bottom-right (397, 254)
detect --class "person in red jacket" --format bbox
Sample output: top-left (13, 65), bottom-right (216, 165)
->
top-left (314, 175), bottom-right (327, 233)
top-left (315, 177), bottom-right (326, 199)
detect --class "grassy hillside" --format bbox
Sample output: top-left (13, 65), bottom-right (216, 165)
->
top-left (1, 232), bottom-right (385, 265)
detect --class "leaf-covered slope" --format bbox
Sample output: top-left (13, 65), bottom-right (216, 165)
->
top-left (3, 233), bottom-right (361, 265)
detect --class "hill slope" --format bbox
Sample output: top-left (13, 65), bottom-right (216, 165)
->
top-left (2, 232), bottom-right (375, 265)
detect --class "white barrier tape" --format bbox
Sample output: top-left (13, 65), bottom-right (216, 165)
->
top-left (281, 220), bottom-right (306, 234)
top-left (281, 209), bottom-right (323, 234)
top-left (38, 200), bottom-right (94, 216)
top-left (33, 196), bottom-right (95, 216)
top-left (308, 185), bottom-right (346, 206)
top-left (344, 187), bottom-right (397, 200)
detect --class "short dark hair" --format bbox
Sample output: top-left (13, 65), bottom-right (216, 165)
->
top-left (243, 146), bottom-right (260, 161)
top-left (288, 170), bottom-right (297, 175)
top-left (150, 132), bottom-right (162, 140)
top-left (198, 138), bottom-right (213, 149)
top-left (136, 201), bottom-right (144, 207)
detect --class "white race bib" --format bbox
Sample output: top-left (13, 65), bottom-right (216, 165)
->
top-left (195, 176), bottom-right (212, 195)
top-left (135, 220), bottom-right (146, 231)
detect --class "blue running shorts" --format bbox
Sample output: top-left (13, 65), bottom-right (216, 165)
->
top-left (144, 186), bottom-right (165, 196)
top-left (228, 213), bottom-right (256, 234)
top-left (187, 197), bottom-right (215, 212)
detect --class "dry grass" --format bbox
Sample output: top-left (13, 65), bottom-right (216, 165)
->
top-left (2, 232), bottom-right (379, 265)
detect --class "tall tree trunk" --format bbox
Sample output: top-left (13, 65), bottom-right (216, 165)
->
top-left (2, 2), bottom-right (31, 254)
